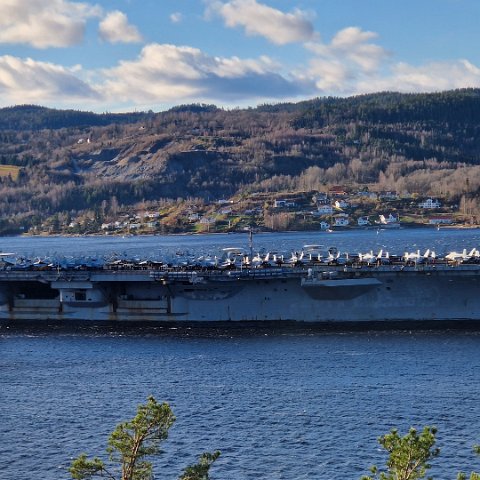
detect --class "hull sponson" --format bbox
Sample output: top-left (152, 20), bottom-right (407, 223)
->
top-left (0, 265), bottom-right (479, 323)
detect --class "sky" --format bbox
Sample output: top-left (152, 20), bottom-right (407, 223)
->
top-left (1, 0), bottom-right (480, 112)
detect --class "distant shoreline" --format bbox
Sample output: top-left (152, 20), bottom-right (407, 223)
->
top-left (10, 223), bottom-right (480, 238)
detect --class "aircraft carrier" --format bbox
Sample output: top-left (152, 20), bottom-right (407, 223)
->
top-left (1, 245), bottom-right (480, 324)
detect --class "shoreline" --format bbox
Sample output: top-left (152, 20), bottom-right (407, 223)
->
top-left (12, 223), bottom-right (479, 238)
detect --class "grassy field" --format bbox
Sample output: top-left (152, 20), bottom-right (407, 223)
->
top-left (0, 165), bottom-right (21, 181)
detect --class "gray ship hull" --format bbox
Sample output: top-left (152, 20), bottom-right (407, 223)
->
top-left (0, 264), bottom-right (479, 323)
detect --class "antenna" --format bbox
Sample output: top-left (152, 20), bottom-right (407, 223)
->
top-left (248, 228), bottom-right (253, 260)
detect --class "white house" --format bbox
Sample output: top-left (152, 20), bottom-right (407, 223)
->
top-left (379, 213), bottom-right (399, 224)
top-left (357, 216), bottom-right (371, 226)
top-left (188, 213), bottom-right (200, 221)
top-left (199, 216), bottom-right (216, 225)
top-left (317, 205), bottom-right (334, 215)
top-left (333, 214), bottom-right (349, 227)
top-left (319, 221), bottom-right (330, 230)
top-left (419, 198), bottom-right (441, 209)
top-left (274, 199), bottom-right (296, 208)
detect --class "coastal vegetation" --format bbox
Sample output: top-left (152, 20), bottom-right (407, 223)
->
top-left (70, 396), bottom-right (220, 480)
top-left (1, 89), bottom-right (480, 234)
top-left (362, 426), bottom-right (480, 480)
top-left (362, 427), bottom-right (440, 480)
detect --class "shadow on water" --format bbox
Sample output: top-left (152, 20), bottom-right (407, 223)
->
top-left (2, 319), bottom-right (480, 338)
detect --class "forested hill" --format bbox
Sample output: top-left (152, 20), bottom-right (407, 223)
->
top-left (292, 89), bottom-right (480, 125)
top-left (0, 105), bottom-right (152, 130)
top-left (0, 89), bottom-right (480, 230)
top-left (3, 89), bottom-right (480, 131)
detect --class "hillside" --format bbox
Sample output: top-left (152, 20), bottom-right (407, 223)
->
top-left (0, 89), bottom-right (480, 233)
top-left (0, 105), bottom-right (152, 131)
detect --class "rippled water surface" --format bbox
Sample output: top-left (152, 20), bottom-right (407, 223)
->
top-left (1, 231), bottom-right (480, 479)
top-left (2, 328), bottom-right (480, 480)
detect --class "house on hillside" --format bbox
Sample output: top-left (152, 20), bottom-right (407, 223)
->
top-left (333, 214), bottom-right (349, 227)
top-left (317, 205), bottom-right (334, 215)
top-left (357, 191), bottom-right (378, 200)
top-left (428, 216), bottom-right (453, 225)
top-left (329, 186), bottom-right (348, 196)
top-left (199, 216), bottom-right (216, 225)
top-left (314, 192), bottom-right (330, 205)
top-left (274, 199), bottom-right (297, 208)
top-left (378, 213), bottom-right (400, 227)
top-left (357, 216), bottom-right (371, 226)
top-left (319, 221), bottom-right (330, 230)
top-left (419, 198), bottom-right (441, 209)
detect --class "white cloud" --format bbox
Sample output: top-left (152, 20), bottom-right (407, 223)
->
top-left (99, 43), bottom-right (312, 105)
top-left (330, 27), bottom-right (388, 72)
top-left (207, 0), bottom-right (315, 45)
top-left (99, 10), bottom-right (143, 44)
top-left (355, 60), bottom-right (480, 94)
top-left (1, 22), bottom-right (478, 112)
top-left (301, 24), bottom-right (480, 97)
top-left (307, 58), bottom-right (350, 92)
top-left (0, 0), bottom-right (101, 48)
top-left (0, 55), bottom-right (100, 106)
top-left (302, 26), bottom-right (392, 95)
top-left (306, 27), bottom-right (389, 77)
top-left (170, 12), bottom-right (183, 24)
top-left (331, 27), bottom-right (377, 49)
top-left (302, 25), bottom-right (480, 96)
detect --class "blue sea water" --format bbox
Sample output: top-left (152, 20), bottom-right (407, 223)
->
top-left (1, 230), bottom-right (480, 480)
top-left (1, 226), bottom-right (480, 259)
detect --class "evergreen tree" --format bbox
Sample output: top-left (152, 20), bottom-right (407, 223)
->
top-left (70, 396), bottom-right (219, 480)
top-left (361, 427), bottom-right (439, 480)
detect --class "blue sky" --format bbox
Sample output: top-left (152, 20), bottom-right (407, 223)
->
top-left (1, 0), bottom-right (479, 112)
